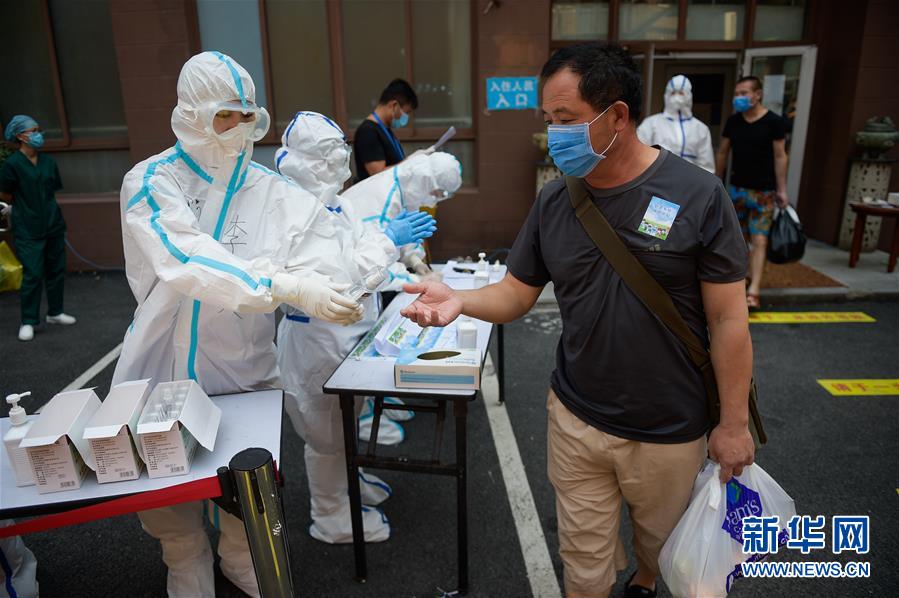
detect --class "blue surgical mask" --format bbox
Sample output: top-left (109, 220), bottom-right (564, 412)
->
top-left (547, 104), bottom-right (618, 177)
top-left (732, 96), bottom-right (752, 113)
top-left (25, 131), bottom-right (44, 149)
top-left (392, 109), bottom-right (409, 129)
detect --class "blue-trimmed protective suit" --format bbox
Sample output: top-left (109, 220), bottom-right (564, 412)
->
top-left (637, 75), bottom-right (715, 173)
top-left (111, 52), bottom-right (359, 598)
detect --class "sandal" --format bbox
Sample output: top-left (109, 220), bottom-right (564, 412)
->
top-left (746, 292), bottom-right (761, 311)
top-left (624, 571), bottom-right (657, 598)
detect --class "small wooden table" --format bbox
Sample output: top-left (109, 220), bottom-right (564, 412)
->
top-left (848, 202), bottom-right (899, 273)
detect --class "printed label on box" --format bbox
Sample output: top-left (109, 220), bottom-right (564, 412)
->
top-left (89, 433), bottom-right (142, 483)
top-left (27, 437), bottom-right (87, 493)
top-left (141, 426), bottom-right (197, 478)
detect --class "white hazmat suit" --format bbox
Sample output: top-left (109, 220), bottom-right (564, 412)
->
top-left (0, 520), bottom-right (38, 598)
top-left (112, 52), bottom-right (362, 597)
top-left (274, 111), bottom-right (403, 543)
top-left (637, 75), bottom-right (715, 172)
top-left (341, 150), bottom-right (462, 289)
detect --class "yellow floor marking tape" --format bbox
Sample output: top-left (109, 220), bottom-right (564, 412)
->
top-left (817, 379), bottom-right (899, 396)
top-left (749, 312), bottom-right (875, 324)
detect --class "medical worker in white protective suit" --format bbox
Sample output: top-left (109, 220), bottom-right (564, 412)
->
top-left (339, 148), bottom-right (463, 443)
top-left (0, 520), bottom-right (38, 598)
top-left (341, 149), bottom-right (463, 285)
top-left (637, 74), bottom-right (715, 172)
top-left (274, 111), bottom-right (437, 543)
top-left (112, 52), bottom-right (364, 597)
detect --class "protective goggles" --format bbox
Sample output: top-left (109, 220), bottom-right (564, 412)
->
top-left (200, 100), bottom-right (271, 142)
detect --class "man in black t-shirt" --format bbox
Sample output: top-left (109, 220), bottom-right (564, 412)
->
top-left (353, 79), bottom-right (418, 182)
top-left (716, 76), bottom-right (789, 309)
top-left (399, 43), bottom-right (754, 598)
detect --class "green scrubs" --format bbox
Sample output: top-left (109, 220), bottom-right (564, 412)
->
top-left (0, 150), bottom-right (67, 325)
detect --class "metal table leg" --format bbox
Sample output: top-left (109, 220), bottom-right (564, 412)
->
top-left (339, 392), bottom-right (367, 583)
top-left (229, 448), bottom-right (294, 597)
top-left (497, 323), bottom-right (506, 403)
top-left (454, 399), bottom-right (469, 594)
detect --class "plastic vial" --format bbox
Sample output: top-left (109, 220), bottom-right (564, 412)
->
top-left (4, 392), bottom-right (35, 487)
top-left (456, 317), bottom-right (478, 349)
top-left (346, 266), bottom-right (389, 301)
top-left (161, 388), bottom-right (175, 421)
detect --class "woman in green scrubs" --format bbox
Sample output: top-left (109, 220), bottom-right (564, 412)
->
top-left (1, 115), bottom-right (76, 341)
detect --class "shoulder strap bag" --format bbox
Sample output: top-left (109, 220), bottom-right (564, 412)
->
top-left (564, 176), bottom-right (766, 447)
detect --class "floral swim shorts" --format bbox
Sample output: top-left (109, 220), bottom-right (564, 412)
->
top-left (728, 185), bottom-right (776, 237)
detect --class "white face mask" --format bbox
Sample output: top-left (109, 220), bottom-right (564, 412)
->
top-left (668, 94), bottom-right (688, 111)
top-left (216, 121), bottom-right (256, 155)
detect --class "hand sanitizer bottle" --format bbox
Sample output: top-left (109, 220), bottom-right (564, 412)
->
top-left (476, 252), bottom-right (488, 271)
top-left (456, 317), bottom-right (478, 349)
top-left (4, 392), bottom-right (35, 486)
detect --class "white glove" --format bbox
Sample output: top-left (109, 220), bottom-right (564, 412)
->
top-left (272, 273), bottom-right (363, 325)
top-left (0, 202), bottom-right (10, 218)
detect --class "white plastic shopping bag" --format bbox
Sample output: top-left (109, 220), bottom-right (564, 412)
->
top-left (659, 461), bottom-right (796, 597)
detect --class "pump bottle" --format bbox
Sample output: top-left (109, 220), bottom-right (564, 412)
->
top-left (4, 392), bottom-right (35, 486)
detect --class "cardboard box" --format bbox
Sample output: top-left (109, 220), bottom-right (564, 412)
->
top-left (136, 380), bottom-right (221, 479)
top-left (20, 389), bottom-right (101, 493)
top-left (83, 379), bottom-right (152, 483)
top-left (394, 349), bottom-right (481, 390)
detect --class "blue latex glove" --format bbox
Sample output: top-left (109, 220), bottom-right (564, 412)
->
top-left (384, 210), bottom-right (437, 246)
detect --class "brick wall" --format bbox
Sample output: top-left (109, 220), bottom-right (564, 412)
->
top-left (799, 0), bottom-right (899, 251)
top-left (109, 0), bottom-right (199, 164)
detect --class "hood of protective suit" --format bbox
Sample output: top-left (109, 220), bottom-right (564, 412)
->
top-left (275, 111), bottom-right (351, 205)
top-left (396, 151), bottom-right (463, 210)
top-left (664, 75), bottom-right (693, 119)
top-left (171, 51), bottom-right (269, 183)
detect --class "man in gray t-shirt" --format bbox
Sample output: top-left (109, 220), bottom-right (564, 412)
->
top-left (509, 149), bottom-right (747, 444)
top-left (401, 43), bottom-right (755, 598)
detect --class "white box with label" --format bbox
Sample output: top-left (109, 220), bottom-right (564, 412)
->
top-left (394, 348), bottom-right (481, 390)
top-left (19, 388), bottom-right (101, 494)
top-left (83, 379), bottom-right (152, 483)
top-left (136, 380), bottom-right (221, 479)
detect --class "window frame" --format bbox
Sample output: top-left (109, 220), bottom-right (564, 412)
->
top-left (548, 0), bottom-right (815, 50)
top-left (29, 0), bottom-right (130, 152)
top-left (256, 0), bottom-right (478, 155)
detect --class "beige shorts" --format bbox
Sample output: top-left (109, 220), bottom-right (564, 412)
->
top-left (546, 390), bottom-right (706, 597)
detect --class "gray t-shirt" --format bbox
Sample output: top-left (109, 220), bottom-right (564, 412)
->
top-left (507, 149), bottom-right (748, 443)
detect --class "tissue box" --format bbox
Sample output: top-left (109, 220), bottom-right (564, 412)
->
top-left (20, 389), bottom-right (101, 493)
top-left (83, 379), bottom-right (152, 483)
top-left (394, 349), bottom-right (481, 390)
top-left (136, 380), bottom-right (221, 479)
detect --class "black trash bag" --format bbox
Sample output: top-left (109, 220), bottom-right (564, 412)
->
top-left (767, 205), bottom-right (807, 264)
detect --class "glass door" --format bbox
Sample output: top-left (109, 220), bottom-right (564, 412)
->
top-left (742, 45), bottom-right (817, 207)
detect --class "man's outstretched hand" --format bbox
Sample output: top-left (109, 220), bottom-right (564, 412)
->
top-left (401, 282), bottom-right (463, 327)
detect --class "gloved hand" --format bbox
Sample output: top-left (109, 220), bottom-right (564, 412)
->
top-left (272, 273), bottom-right (363, 326)
top-left (384, 210), bottom-right (437, 247)
top-left (0, 202), bottom-right (10, 218)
